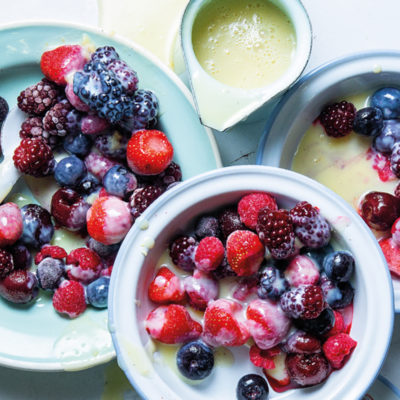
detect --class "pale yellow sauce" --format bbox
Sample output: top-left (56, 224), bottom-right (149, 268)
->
top-left (192, 0), bottom-right (296, 89)
top-left (292, 93), bottom-right (398, 211)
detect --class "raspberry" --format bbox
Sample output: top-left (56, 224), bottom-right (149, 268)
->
top-left (194, 236), bottom-right (224, 272)
top-left (91, 46), bottom-right (120, 65)
top-left (13, 138), bottom-right (55, 177)
top-left (42, 100), bottom-right (73, 137)
top-left (238, 192), bottom-right (278, 230)
top-left (52, 280), bottom-right (87, 318)
top-left (249, 344), bottom-right (280, 369)
top-left (129, 185), bottom-right (164, 220)
top-left (95, 131), bottom-right (129, 160)
top-left (390, 142), bottom-right (400, 178)
top-left (35, 245), bottom-right (67, 264)
top-left (319, 101), bottom-right (356, 138)
top-left (107, 59), bottom-right (138, 94)
top-left (280, 285), bottom-right (326, 320)
top-left (17, 78), bottom-right (59, 116)
top-left (218, 208), bottom-right (245, 239)
top-left (66, 247), bottom-right (102, 284)
top-left (379, 237), bottom-right (400, 276)
top-left (0, 96), bottom-right (8, 124)
top-left (0, 249), bottom-right (14, 279)
top-left (322, 333), bottom-right (357, 369)
top-left (256, 209), bottom-right (295, 259)
top-left (286, 353), bottom-right (329, 386)
top-left (169, 236), bottom-right (198, 272)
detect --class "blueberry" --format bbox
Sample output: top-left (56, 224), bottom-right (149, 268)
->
top-left (36, 258), bottom-right (65, 291)
top-left (321, 277), bottom-right (354, 309)
top-left (323, 251), bottom-right (354, 282)
top-left (103, 165), bottom-right (137, 198)
top-left (63, 133), bottom-right (92, 158)
top-left (75, 172), bottom-right (100, 195)
top-left (20, 204), bottom-right (54, 249)
top-left (54, 155), bottom-right (87, 188)
top-left (300, 244), bottom-right (333, 270)
top-left (373, 120), bottom-right (400, 153)
top-left (294, 308), bottom-right (335, 337)
top-left (236, 374), bottom-right (269, 400)
top-left (371, 87), bottom-right (400, 119)
top-left (86, 277), bottom-right (110, 308)
top-left (353, 107), bottom-right (383, 137)
top-left (257, 265), bottom-right (289, 301)
top-left (176, 341), bottom-right (214, 380)
top-left (87, 237), bottom-right (120, 258)
top-left (194, 215), bottom-right (221, 239)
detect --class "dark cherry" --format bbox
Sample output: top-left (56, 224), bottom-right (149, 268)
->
top-left (281, 331), bottom-right (321, 354)
top-left (9, 244), bottom-right (32, 270)
top-left (0, 270), bottom-right (38, 303)
top-left (286, 353), bottom-right (329, 387)
top-left (359, 191), bottom-right (400, 230)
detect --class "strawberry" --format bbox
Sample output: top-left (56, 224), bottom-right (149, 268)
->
top-left (145, 304), bottom-right (202, 344)
top-left (238, 192), bottom-right (278, 230)
top-left (322, 333), bottom-right (357, 369)
top-left (66, 247), bottom-right (102, 284)
top-left (284, 255), bottom-right (320, 287)
top-left (246, 299), bottom-right (291, 350)
top-left (40, 45), bottom-right (88, 86)
top-left (35, 245), bottom-right (67, 264)
top-left (226, 230), bottom-right (264, 276)
top-left (249, 344), bottom-right (280, 369)
top-left (52, 280), bottom-right (86, 318)
top-left (202, 298), bottom-right (250, 347)
top-left (183, 269), bottom-right (218, 311)
top-left (0, 203), bottom-right (23, 247)
top-left (379, 237), bottom-right (400, 276)
top-left (126, 130), bottom-right (174, 175)
top-left (148, 266), bottom-right (185, 304)
top-left (263, 351), bottom-right (291, 387)
top-left (194, 236), bottom-right (224, 272)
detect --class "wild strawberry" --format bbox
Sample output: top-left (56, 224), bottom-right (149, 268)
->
top-left (280, 285), bottom-right (326, 320)
top-left (35, 245), bottom-right (67, 264)
top-left (226, 230), bottom-right (264, 276)
top-left (263, 351), bottom-right (291, 387)
top-left (145, 304), bottom-right (202, 344)
top-left (203, 299), bottom-right (250, 347)
top-left (249, 344), bottom-right (280, 369)
top-left (40, 45), bottom-right (88, 86)
top-left (0, 249), bottom-right (14, 279)
top-left (148, 266), bottom-right (185, 304)
top-left (379, 237), bottom-right (400, 276)
top-left (322, 333), bottom-right (357, 369)
top-left (86, 196), bottom-right (133, 245)
top-left (194, 236), bottom-right (224, 272)
top-left (66, 247), bottom-right (102, 284)
top-left (246, 299), bottom-right (291, 350)
top-left (52, 280), bottom-right (87, 318)
top-left (0, 203), bottom-right (23, 247)
top-left (183, 269), bottom-right (218, 311)
top-left (286, 353), bottom-right (330, 386)
top-left (284, 255), bottom-right (320, 287)
top-left (238, 192), bottom-right (278, 230)
top-left (319, 101), bottom-right (356, 138)
top-left (126, 130), bottom-right (174, 175)
top-left (256, 209), bottom-right (296, 259)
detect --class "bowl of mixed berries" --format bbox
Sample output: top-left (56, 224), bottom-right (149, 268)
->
top-left (108, 165), bottom-right (393, 400)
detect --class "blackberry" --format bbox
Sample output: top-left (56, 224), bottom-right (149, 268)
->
top-left (353, 107), bottom-right (383, 137)
top-left (0, 249), bottom-right (14, 279)
top-left (0, 96), bottom-right (9, 124)
top-left (218, 208), bottom-right (245, 239)
top-left (17, 78), bottom-right (59, 115)
top-left (91, 46), bottom-right (120, 65)
top-left (391, 142), bottom-right (400, 177)
top-left (42, 100), bottom-right (73, 137)
top-left (95, 130), bottom-right (129, 160)
top-left (294, 307), bottom-right (335, 337)
top-left (169, 236), bottom-right (198, 272)
top-left (20, 117), bottom-right (62, 148)
top-left (290, 201), bottom-right (318, 225)
top-left (73, 61), bottom-right (133, 124)
top-left (257, 265), bottom-right (289, 301)
top-left (153, 161), bottom-right (182, 188)
top-left (129, 185), bottom-right (163, 219)
top-left (294, 213), bottom-right (331, 249)
top-left (108, 59), bottom-right (138, 94)
top-left (319, 101), bottom-right (356, 138)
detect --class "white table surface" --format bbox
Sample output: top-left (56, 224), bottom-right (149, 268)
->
top-left (0, 0), bottom-right (400, 398)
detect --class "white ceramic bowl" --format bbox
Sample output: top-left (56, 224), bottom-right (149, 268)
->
top-left (109, 165), bottom-right (393, 400)
top-left (256, 51), bottom-right (400, 311)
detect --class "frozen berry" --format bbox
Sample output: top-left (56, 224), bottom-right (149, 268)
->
top-left (211, 257), bottom-right (236, 280)
top-left (20, 204), bottom-right (54, 249)
top-left (392, 217), bottom-right (400, 246)
top-left (257, 265), bottom-right (289, 301)
top-left (0, 96), bottom-right (8, 124)
top-left (176, 341), bottom-right (214, 380)
top-left (76, 173), bottom-right (100, 195)
top-left (194, 236), bottom-right (224, 272)
top-left (218, 208), bottom-right (245, 239)
top-left (86, 276), bottom-right (110, 308)
top-left (294, 308), bottom-right (335, 337)
top-left (63, 133), bottom-right (92, 158)
top-left (373, 119), bottom-right (400, 153)
top-left (183, 269), bottom-right (218, 310)
top-left (84, 152), bottom-right (119, 180)
top-left (300, 244), bottom-right (334, 270)
top-left (249, 344), bottom-right (280, 369)
top-left (95, 130), bottom-right (129, 160)
top-left (54, 155), bottom-right (87, 188)
top-left (284, 255), bottom-right (320, 287)
top-left (91, 46), bottom-right (119, 65)
top-left (148, 266), bottom-right (185, 304)
top-left (129, 185), bottom-right (163, 220)
top-left (321, 278), bottom-right (354, 309)
top-left (87, 237), bottom-right (120, 259)
top-left (0, 270), bottom-right (38, 303)
top-left (236, 374), bottom-right (269, 400)
top-left (282, 331), bottom-right (321, 354)
top-left (286, 353), bottom-right (329, 386)
top-left (194, 215), bottom-right (220, 239)
top-left (13, 138), bottom-right (55, 177)
top-left (371, 87), bottom-right (400, 119)
top-left (323, 251), bottom-right (354, 282)
top-left (66, 247), bottom-right (102, 284)
top-left (80, 114), bottom-right (110, 135)
top-left (52, 280), bottom-right (86, 318)
top-left (0, 202), bottom-right (23, 247)
top-left (353, 107), bottom-right (383, 137)
top-left (43, 100), bottom-right (73, 137)
top-left (257, 208), bottom-right (295, 259)
top-left (319, 101), bottom-right (356, 138)
top-left (151, 161), bottom-right (182, 188)
top-left (17, 78), bottom-right (59, 115)
top-left (0, 249), bottom-right (14, 279)
top-left (35, 245), bottom-right (67, 264)
top-left (36, 258), bottom-right (65, 291)
top-left (65, 83), bottom-right (91, 112)
top-left (390, 142), bottom-right (400, 178)
top-left (359, 191), bottom-right (400, 230)
top-left (19, 117), bottom-right (60, 147)
top-left (322, 333), bottom-right (357, 369)
top-left (103, 165), bottom-right (137, 198)
top-left (9, 244), bottom-right (31, 270)
top-left (169, 236), bottom-right (197, 272)
top-left (379, 237), bottom-right (400, 275)
top-left (107, 59), bottom-right (138, 94)
top-left (51, 188), bottom-right (90, 231)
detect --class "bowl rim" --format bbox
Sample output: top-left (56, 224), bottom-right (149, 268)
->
top-left (109, 164), bottom-right (394, 400)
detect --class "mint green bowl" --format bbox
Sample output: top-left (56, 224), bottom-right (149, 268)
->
top-left (0, 22), bottom-right (221, 371)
